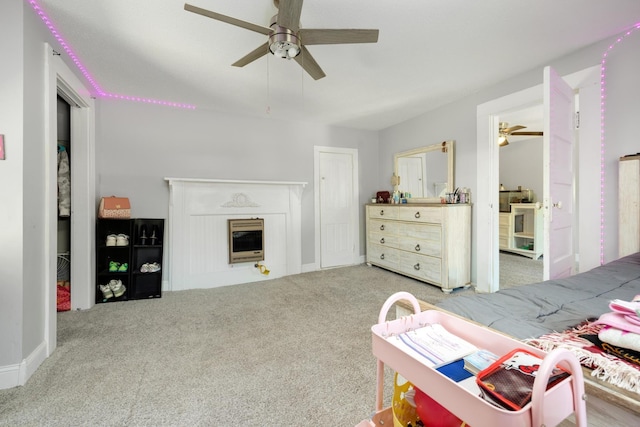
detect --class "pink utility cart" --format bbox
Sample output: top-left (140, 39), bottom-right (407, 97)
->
top-left (357, 292), bottom-right (587, 427)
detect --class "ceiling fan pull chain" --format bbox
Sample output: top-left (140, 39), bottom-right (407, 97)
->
top-left (266, 55), bottom-right (271, 115)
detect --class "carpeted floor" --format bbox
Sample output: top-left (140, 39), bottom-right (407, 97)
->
top-left (0, 264), bottom-right (484, 427)
top-left (0, 255), bottom-right (547, 427)
top-left (499, 251), bottom-right (543, 287)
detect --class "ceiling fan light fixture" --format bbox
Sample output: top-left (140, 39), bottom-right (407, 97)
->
top-left (498, 134), bottom-right (509, 146)
top-left (269, 25), bottom-right (300, 59)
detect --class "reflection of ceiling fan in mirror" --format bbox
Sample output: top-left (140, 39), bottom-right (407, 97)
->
top-left (184, 0), bottom-right (379, 80)
top-left (498, 122), bottom-right (543, 146)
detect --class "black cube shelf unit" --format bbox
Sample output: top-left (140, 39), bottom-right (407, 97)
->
top-left (96, 218), bottom-right (164, 304)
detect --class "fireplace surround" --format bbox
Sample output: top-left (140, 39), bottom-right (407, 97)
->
top-left (165, 178), bottom-right (306, 290)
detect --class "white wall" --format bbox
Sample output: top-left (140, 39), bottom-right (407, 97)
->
top-left (0, 0), bottom-right (25, 369)
top-left (94, 101), bottom-right (380, 267)
top-left (0, 0), bottom-right (53, 384)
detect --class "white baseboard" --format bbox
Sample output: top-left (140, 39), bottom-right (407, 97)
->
top-left (301, 262), bottom-right (318, 273)
top-left (0, 340), bottom-right (48, 390)
top-left (302, 255), bottom-right (365, 273)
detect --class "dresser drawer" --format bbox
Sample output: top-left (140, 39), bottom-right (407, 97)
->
top-left (398, 207), bottom-right (442, 224)
top-left (367, 243), bottom-right (400, 266)
top-left (499, 236), bottom-right (510, 249)
top-left (397, 238), bottom-right (442, 258)
top-left (368, 219), bottom-right (399, 235)
top-left (368, 232), bottom-right (399, 248)
top-left (397, 222), bottom-right (441, 243)
top-left (396, 251), bottom-right (442, 285)
top-left (368, 205), bottom-right (399, 220)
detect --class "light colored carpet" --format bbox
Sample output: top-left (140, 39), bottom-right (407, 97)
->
top-left (0, 264), bottom-right (483, 427)
top-left (500, 251), bottom-right (543, 288)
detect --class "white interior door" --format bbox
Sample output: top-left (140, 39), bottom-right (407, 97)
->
top-left (316, 148), bottom-right (358, 268)
top-left (397, 156), bottom-right (424, 197)
top-left (543, 66), bottom-right (575, 279)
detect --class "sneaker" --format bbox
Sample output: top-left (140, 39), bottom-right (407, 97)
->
top-left (118, 262), bottom-right (128, 272)
top-left (108, 279), bottom-right (126, 298)
top-left (106, 234), bottom-right (117, 246)
top-left (140, 262), bottom-right (161, 273)
top-left (109, 261), bottom-right (120, 272)
top-left (99, 283), bottom-right (114, 299)
top-left (116, 234), bottom-right (129, 246)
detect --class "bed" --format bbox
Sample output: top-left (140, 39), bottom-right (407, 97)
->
top-left (413, 252), bottom-right (640, 421)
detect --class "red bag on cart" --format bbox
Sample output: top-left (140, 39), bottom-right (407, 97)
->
top-left (476, 348), bottom-right (570, 411)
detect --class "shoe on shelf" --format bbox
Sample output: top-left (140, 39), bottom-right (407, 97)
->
top-left (99, 283), bottom-right (114, 300)
top-left (140, 262), bottom-right (161, 273)
top-left (118, 262), bottom-right (128, 272)
top-left (109, 261), bottom-right (120, 272)
top-left (150, 226), bottom-right (159, 245)
top-left (106, 234), bottom-right (117, 246)
top-left (140, 225), bottom-right (148, 245)
top-left (108, 279), bottom-right (126, 298)
top-left (116, 234), bottom-right (129, 246)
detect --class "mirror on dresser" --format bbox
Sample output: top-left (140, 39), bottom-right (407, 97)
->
top-left (393, 140), bottom-right (454, 203)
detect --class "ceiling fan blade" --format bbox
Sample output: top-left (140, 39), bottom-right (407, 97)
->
top-left (510, 131), bottom-right (544, 136)
top-left (232, 42), bottom-right (269, 67)
top-left (504, 125), bottom-right (526, 134)
top-left (294, 46), bottom-right (326, 80)
top-left (298, 29), bottom-right (379, 45)
top-left (184, 3), bottom-right (272, 35)
top-left (277, 0), bottom-right (304, 32)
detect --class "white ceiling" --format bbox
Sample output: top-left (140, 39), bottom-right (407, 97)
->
top-left (37, 0), bottom-right (640, 131)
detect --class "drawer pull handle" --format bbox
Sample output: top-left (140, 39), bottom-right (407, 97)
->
top-left (415, 244), bottom-right (421, 252)
top-left (380, 210), bottom-right (384, 216)
top-left (414, 263), bottom-right (420, 270)
top-left (415, 212), bottom-right (421, 219)
top-left (380, 254), bottom-right (385, 260)
top-left (380, 238), bottom-right (385, 244)
top-left (380, 224), bottom-right (385, 231)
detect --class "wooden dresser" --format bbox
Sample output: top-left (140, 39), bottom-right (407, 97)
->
top-left (365, 203), bottom-right (471, 292)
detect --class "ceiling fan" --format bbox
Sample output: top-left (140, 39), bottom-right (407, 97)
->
top-left (184, 0), bottom-right (379, 80)
top-left (498, 122), bottom-right (543, 146)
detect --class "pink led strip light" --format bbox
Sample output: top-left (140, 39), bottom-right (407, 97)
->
top-left (599, 22), bottom-right (640, 265)
top-left (27, 0), bottom-right (196, 110)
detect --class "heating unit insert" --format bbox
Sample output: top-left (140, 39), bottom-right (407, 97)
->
top-left (228, 218), bottom-right (264, 264)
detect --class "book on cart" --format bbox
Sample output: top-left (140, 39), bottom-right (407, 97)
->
top-left (463, 349), bottom-right (499, 375)
top-left (386, 322), bottom-right (478, 368)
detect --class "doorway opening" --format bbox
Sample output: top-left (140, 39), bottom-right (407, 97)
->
top-left (475, 65), bottom-right (600, 293)
top-left (497, 105), bottom-right (544, 287)
top-left (56, 95), bottom-right (72, 312)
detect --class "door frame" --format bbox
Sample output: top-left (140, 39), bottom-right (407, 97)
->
top-left (313, 146), bottom-right (360, 270)
top-left (475, 65), bottom-right (600, 293)
top-left (44, 43), bottom-right (96, 354)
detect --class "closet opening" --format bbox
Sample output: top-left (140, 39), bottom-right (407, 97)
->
top-left (56, 95), bottom-right (71, 312)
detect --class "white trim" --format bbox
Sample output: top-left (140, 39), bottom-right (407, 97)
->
top-left (44, 43), bottom-right (96, 359)
top-left (165, 177), bottom-right (307, 187)
top-left (313, 146), bottom-right (360, 269)
top-left (0, 341), bottom-right (47, 389)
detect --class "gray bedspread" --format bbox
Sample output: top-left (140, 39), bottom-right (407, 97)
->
top-left (436, 252), bottom-right (640, 340)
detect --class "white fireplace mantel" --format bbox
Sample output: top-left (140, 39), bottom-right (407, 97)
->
top-left (164, 178), bottom-right (307, 291)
